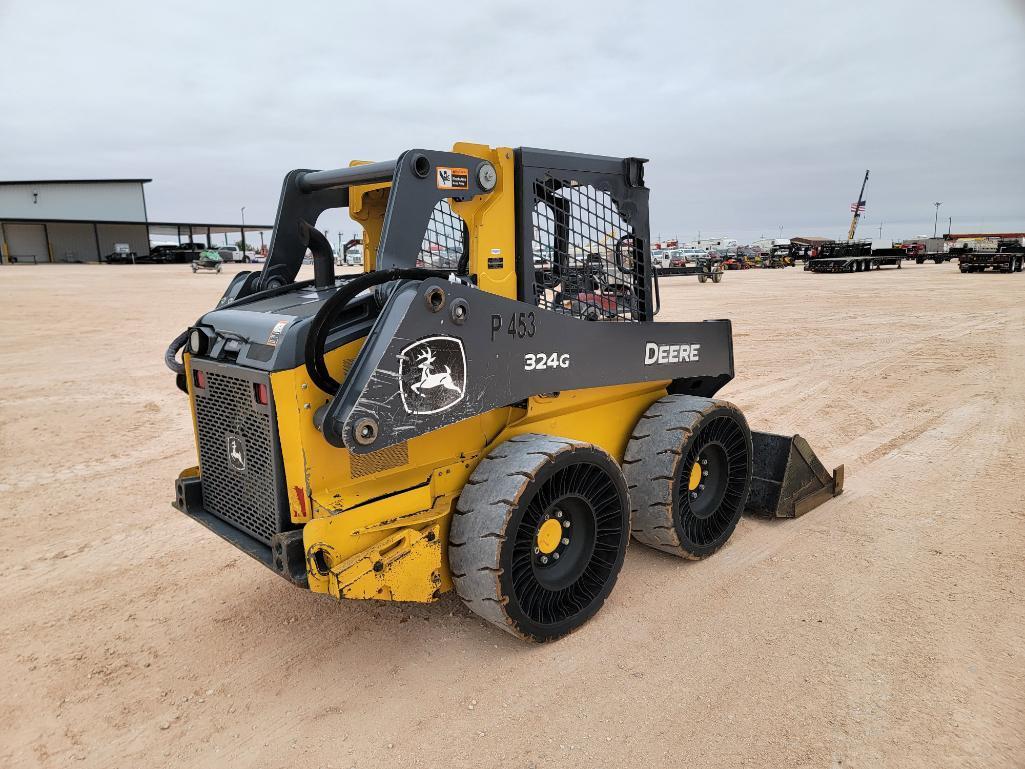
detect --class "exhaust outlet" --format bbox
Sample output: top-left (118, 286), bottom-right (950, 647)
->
top-left (300, 220), bottom-right (336, 289)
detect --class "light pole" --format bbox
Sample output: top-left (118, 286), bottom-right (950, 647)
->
top-left (933, 202), bottom-right (942, 238)
top-left (878, 221), bottom-right (883, 239)
top-left (240, 206), bottom-right (247, 255)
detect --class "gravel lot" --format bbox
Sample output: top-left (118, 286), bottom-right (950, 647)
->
top-left (2, 262), bottom-right (1023, 768)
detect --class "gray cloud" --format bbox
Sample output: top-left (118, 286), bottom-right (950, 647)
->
top-left (2, 0), bottom-right (1023, 243)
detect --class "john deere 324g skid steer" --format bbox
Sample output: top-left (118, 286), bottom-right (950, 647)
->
top-left (168, 143), bottom-right (843, 641)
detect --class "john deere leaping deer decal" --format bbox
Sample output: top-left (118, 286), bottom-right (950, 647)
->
top-left (399, 336), bottom-right (466, 415)
top-left (412, 347), bottom-right (461, 396)
top-left (226, 435), bottom-right (247, 472)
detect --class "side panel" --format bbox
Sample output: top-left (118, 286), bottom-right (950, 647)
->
top-left (297, 380), bottom-right (670, 600)
top-left (270, 339), bottom-right (507, 523)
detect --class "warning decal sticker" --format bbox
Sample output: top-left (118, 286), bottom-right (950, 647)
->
top-left (267, 319), bottom-right (289, 347)
top-left (436, 167), bottom-right (469, 190)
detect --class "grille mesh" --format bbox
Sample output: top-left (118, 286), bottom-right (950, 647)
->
top-left (417, 200), bottom-right (465, 271)
top-left (531, 181), bottom-right (642, 321)
top-left (350, 442), bottom-right (410, 479)
top-left (194, 370), bottom-right (280, 545)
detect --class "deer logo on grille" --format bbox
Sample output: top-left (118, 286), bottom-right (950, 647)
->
top-left (399, 336), bottom-right (466, 415)
top-left (226, 435), bottom-right (247, 471)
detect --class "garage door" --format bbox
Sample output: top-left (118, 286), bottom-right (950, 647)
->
top-left (5, 224), bottom-right (48, 263)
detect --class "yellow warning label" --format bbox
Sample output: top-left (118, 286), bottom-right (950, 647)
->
top-left (437, 167), bottom-right (468, 190)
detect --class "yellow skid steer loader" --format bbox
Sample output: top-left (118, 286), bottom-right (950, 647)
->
top-left (167, 143), bottom-right (842, 641)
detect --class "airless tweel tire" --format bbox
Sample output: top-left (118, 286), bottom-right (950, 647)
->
top-left (449, 434), bottom-right (630, 642)
top-left (624, 395), bottom-right (752, 559)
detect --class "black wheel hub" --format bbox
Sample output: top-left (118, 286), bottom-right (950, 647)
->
top-left (530, 494), bottom-right (595, 591)
top-left (509, 463), bottom-right (624, 626)
top-left (677, 416), bottom-right (749, 548)
top-left (686, 443), bottom-right (729, 520)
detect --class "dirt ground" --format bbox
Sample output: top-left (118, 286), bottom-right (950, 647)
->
top-left (1, 261), bottom-right (1023, 768)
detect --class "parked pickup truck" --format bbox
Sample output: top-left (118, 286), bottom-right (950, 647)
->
top-left (215, 245), bottom-right (256, 263)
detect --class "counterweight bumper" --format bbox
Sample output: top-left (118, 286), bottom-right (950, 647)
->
top-left (173, 472), bottom-right (309, 588)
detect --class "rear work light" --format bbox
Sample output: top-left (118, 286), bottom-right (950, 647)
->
top-left (254, 382), bottom-right (269, 405)
top-left (193, 369), bottom-right (207, 389)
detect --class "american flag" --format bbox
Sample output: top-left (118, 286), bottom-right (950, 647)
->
top-left (850, 201), bottom-right (867, 214)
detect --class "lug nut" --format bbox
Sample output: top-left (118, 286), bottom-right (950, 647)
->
top-left (562, 520), bottom-right (570, 528)
top-left (701, 459), bottom-right (708, 466)
top-left (555, 510), bottom-right (563, 519)
top-left (533, 547), bottom-right (540, 555)
top-left (561, 537), bottom-right (569, 546)
top-left (690, 491), bottom-right (698, 499)
top-left (540, 555), bottom-right (549, 564)
top-left (703, 470), bottom-right (709, 477)
top-left (552, 552), bottom-right (560, 560)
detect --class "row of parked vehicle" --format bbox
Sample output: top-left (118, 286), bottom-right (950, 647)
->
top-left (105, 243), bottom-right (261, 264)
top-left (653, 245), bottom-right (793, 272)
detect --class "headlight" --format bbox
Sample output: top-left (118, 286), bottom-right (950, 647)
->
top-left (188, 326), bottom-right (215, 356)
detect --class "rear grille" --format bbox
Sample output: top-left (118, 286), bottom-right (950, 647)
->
top-left (193, 367), bottom-right (283, 545)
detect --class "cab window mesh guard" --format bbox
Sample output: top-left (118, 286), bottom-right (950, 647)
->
top-left (418, 200), bottom-right (466, 272)
top-left (531, 180), bottom-right (642, 321)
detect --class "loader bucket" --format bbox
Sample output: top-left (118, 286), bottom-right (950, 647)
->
top-left (746, 432), bottom-right (844, 518)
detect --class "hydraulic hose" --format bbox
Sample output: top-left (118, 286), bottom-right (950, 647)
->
top-left (165, 329), bottom-right (189, 375)
top-left (305, 268), bottom-right (447, 395)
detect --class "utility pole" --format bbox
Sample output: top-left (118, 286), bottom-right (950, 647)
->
top-left (933, 202), bottom-right (942, 238)
top-left (947, 216), bottom-right (952, 236)
top-left (878, 221), bottom-right (883, 239)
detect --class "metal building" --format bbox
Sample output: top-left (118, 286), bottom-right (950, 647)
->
top-left (0, 179), bottom-right (270, 263)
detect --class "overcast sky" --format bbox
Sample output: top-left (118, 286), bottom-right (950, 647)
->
top-left (2, 0), bottom-right (1023, 244)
